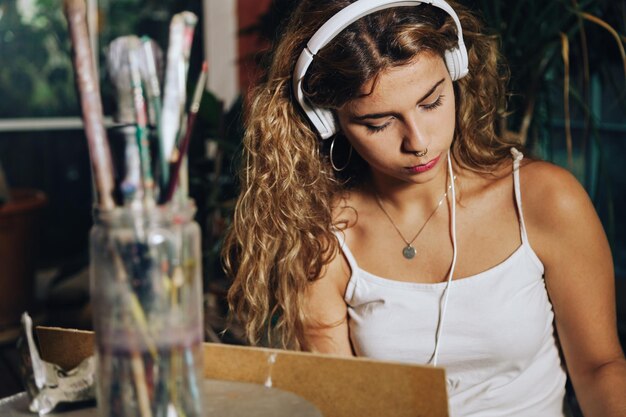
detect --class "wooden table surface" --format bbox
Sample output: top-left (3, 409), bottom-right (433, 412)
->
top-left (0, 379), bottom-right (324, 417)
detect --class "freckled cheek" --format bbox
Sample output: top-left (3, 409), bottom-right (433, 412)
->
top-left (435, 114), bottom-right (456, 144)
top-left (336, 129), bottom-right (377, 161)
top-left (338, 123), bottom-right (375, 151)
top-left (347, 137), bottom-right (399, 169)
top-left (430, 102), bottom-right (456, 145)
top-left (345, 137), bottom-right (377, 162)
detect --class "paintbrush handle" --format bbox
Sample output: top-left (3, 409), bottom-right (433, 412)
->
top-left (160, 14), bottom-right (186, 191)
top-left (129, 47), bottom-right (156, 206)
top-left (162, 114), bottom-right (195, 204)
top-left (161, 62), bottom-right (207, 204)
top-left (64, 0), bottom-right (115, 210)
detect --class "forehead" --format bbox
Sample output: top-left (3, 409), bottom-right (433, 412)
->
top-left (347, 52), bottom-right (447, 110)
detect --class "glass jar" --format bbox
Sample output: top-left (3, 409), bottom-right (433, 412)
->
top-left (90, 201), bottom-right (203, 417)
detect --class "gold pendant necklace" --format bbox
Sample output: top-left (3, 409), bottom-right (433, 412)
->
top-left (374, 176), bottom-right (455, 260)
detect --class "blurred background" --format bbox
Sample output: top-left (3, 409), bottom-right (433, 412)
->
top-left (0, 0), bottom-right (624, 403)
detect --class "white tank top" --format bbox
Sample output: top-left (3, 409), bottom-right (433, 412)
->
top-left (338, 150), bottom-right (567, 416)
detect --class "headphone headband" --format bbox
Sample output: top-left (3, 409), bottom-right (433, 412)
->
top-left (293, 0), bottom-right (469, 139)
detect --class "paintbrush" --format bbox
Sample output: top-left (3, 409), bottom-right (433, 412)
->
top-left (137, 37), bottom-right (165, 198)
top-left (162, 61), bottom-right (208, 204)
top-left (64, 0), bottom-right (115, 210)
top-left (106, 36), bottom-right (139, 125)
top-left (160, 14), bottom-right (186, 194)
top-left (138, 37), bottom-right (163, 129)
top-left (65, 3), bottom-right (153, 414)
top-left (159, 12), bottom-right (197, 196)
top-left (174, 13), bottom-right (198, 206)
top-left (180, 12), bottom-right (198, 86)
top-left (106, 35), bottom-right (143, 207)
top-left (129, 39), bottom-right (156, 207)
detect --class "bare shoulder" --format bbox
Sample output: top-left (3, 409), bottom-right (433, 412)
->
top-left (313, 190), bottom-right (355, 295)
top-left (519, 160), bottom-right (593, 227)
top-left (518, 159), bottom-right (603, 258)
top-left (319, 237), bottom-right (351, 288)
top-left (519, 159), bottom-right (584, 195)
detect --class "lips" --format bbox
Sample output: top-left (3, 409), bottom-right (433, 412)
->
top-left (406, 154), bottom-right (441, 173)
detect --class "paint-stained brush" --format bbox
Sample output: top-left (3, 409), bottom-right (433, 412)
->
top-left (106, 35), bottom-right (143, 207)
top-left (64, 0), bottom-right (115, 210)
top-left (159, 13), bottom-right (186, 193)
top-left (129, 39), bottom-right (156, 206)
top-left (162, 61), bottom-right (208, 204)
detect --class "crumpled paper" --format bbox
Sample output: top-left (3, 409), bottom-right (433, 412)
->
top-left (17, 312), bottom-right (95, 414)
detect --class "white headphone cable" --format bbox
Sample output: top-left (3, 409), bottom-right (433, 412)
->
top-left (431, 150), bottom-right (457, 367)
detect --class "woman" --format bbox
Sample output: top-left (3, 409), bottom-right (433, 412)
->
top-left (223, 0), bottom-right (626, 415)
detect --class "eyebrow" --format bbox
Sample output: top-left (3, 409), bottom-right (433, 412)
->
top-left (352, 78), bottom-right (446, 121)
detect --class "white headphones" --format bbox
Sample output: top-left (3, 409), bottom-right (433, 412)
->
top-left (293, 0), bottom-right (469, 140)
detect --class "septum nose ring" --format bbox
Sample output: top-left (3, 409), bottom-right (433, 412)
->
top-left (413, 148), bottom-right (428, 158)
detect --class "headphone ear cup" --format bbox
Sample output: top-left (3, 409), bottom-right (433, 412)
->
top-left (305, 106), bottom-right (337, 140)
top-left (444, 48), bottom-right (461, 81)
top-left (444, 46), bottom-right (469, 81)
top-left (314, 108), bottom-right (337, 139)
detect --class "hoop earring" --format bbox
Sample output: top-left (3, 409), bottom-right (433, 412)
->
top-left (330, 136), bottom-right (353, 172)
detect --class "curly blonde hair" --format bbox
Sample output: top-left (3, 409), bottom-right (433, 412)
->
top-left (223, 0), bottom-right (520, 349)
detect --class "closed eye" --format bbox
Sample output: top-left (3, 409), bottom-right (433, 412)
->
top-left (365, 118), bottom-right (394, 134)
top-left (420, 95), bottom-right (444, 111)
top-left (360, 94), bottom-right (443, 134)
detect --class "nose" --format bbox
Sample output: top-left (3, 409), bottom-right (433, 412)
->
top-left (401, 115), bottom-right (429, 154)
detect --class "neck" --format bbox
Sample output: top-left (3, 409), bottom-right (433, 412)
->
top-left (370, 155), bottom-right (453, 212)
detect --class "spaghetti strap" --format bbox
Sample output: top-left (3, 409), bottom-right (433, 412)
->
top-left (333, 230), bottom-right (358, 301)
top-left (510, 148), bottom-right (530, 245)
top-left (334, 230), bottom-right (359, 271)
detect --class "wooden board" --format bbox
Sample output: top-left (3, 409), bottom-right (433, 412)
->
top-left (36, 326), bottom-right (449, 417)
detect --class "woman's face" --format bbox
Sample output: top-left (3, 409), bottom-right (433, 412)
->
top-left (336, 52), bottom-right (456, 186)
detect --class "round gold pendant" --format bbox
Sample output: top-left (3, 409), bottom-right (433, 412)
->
top-left (402, 245), bottom-right (416, 259)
